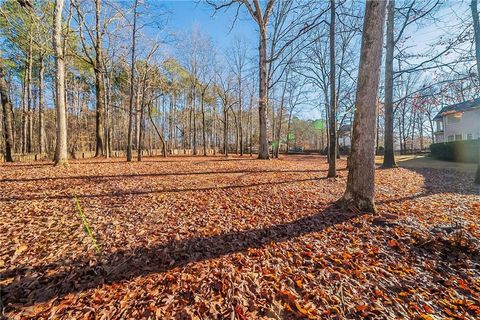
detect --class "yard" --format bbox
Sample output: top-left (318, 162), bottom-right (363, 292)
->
top-left (1, 155), bottom-right (479, 319)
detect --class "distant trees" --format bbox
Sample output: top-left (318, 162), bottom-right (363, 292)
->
top-left (219, 0), bottom-right (274, 159)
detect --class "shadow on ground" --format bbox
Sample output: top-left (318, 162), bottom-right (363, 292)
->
top-left (378, 165), bottom-right (479, 206)
top-left (2, 205), bottom-right (357, 308)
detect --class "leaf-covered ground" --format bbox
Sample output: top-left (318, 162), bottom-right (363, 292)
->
top-left (1, 155), bottom-right (479, 319)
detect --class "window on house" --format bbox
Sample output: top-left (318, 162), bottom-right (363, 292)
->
top-left (448, 135), bottom-right (454, 142)
top-left (446, 114), bottom-right (461, 124)
top-left (467, 133), bottom-right (473, 140)
top-left (436, 120), bottom-right (443, 131)
top-left (455, 134), bottom-right (462, 141)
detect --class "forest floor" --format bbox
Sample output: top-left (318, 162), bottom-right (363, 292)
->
top-left (1, 155), bottom-right (479, 319)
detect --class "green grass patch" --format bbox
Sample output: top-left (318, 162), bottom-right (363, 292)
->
top-left (74, 196), bottom-right (101, 253)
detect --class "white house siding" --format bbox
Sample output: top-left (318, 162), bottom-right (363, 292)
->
top-left (443, 108), bottom-right (480, 142)
top-left (434, 132), bottom-right (444, 143)
top-left (339, 135), bottom-right (351, 147)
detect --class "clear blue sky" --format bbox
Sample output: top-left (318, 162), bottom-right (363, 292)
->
top-left (161, 0), bottom-right (257, 51)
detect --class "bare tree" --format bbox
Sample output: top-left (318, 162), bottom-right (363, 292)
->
top-left (208, 0), bottom-right (275, 159)
top-left (72, 0), bottom-right (107, 157)
top-left (53, 0), bottom-right (68, 166)
top-left (339, 0), bottom-right (387, 213)
top-left (327, 0), bottom-right (337, 177)
top-left (382, 0), bottom-right (442, 168)
top-left (126, 0), bottom-right (138, 162)
top-left (382, 0), bottom-right (396, 168)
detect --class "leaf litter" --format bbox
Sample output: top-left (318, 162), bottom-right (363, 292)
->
top-left (0, 155), bottom-right (479, 319)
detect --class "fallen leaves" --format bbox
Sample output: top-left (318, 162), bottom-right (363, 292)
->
top-left (0, 155), bottom-right (479, 319)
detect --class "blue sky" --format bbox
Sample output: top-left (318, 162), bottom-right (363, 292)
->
top-left (161, 1), bottom-right (257, 51)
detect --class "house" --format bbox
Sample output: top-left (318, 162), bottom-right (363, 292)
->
top-left (433, 98), bottom-right (480, 143)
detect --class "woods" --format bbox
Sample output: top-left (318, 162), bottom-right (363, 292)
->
top-left (1, 0), bottom-right (480, 319)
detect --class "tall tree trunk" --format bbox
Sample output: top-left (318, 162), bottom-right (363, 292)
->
top-left (471, 0), bottom-right (480, 184)
top-left (135, 91), bottom-right (141, 149)
top-left (27, 36), bottom-right (33, 153)
top-left (223, 107), bottom-right (228, 156)
top-left (270, 94), bottom-right (275, 156)
top-left (201, 91), bottom-right (207, 156)
top-left (21, 67), bottom-right (27, 154)
top-left (249, 94), bottom-right (253, 156)
top-left (239, 92), bottom-right (243, 156)
top-left (105, 70), bottom-right (112, 158)
top-left (328, 0), bottom-right (337, 177)
top-left (137, 88), bottom-right (146, 161)
top-left (286, 111), bottom-right (293, 154)
top-left (38, 55), bottom-right (46, 155)
top-left (0, 63), bottom-right (14, 162)
top-left (258, 27), bottom-right (269, 159)
top-left (375, 109), bottom-right (380, 154)
top-left (169, 95), bottom-right (174, 151)
top-left (94, 0), bottom-right (105, 157)
top-left (212, 100), bottom-right (216, 155)
top-left (126, 0), bottom-right (138, 162)
top-left (53, 0), bottom-right (68, 166)
top-left (192, 85), bottom-right (197, 155)
top-left (274, 103), bottom-right (283, 158)
top-left (382, 0), bottom-right (397, 168)
top-left (339, 0), bottom-right (386, 213)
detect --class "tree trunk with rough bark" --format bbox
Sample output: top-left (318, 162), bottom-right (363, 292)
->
top-left (338, 0), bottom-right (387, 213)
top-left (0, 63), bottom-right (14, 162)
top-left (382, 0), bottom-right (397, 168)
top-left (258, 27), bottom-right (269, 159)
top-left (471, 0), bottom-right (480, 184)
top-left (93, 0), bottom-right (105, 157)
top-left (53, 0), bottom-right (68, 166)
top-left (26, 36), bottom-right (33, 153)
top-left (137, 76), bottom-right (147, 161)
top-left (201, 89), bottom-right (207, 156)
top-left (223, 106), bottom-right (228, 156)
top-left (38, 55), bottom-right (46, 155)
top-left (328, 0), bottom-right (337, 177)
top-left (126, 0), bottom-right (138, 162)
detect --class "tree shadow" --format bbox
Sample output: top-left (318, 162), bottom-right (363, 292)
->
top-left (1, 205), bottom-right (358, 308)
top-left (0, 177), bottom-right (323, 202)
top-left (0, 169), bottom-right (324, 183)
top-left (0, 156), bottom-right (260, 169)
top-left (376, 166), bottom-right (479, 207)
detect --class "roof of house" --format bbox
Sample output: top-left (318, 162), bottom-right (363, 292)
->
top-left (433, 97), bottom-right (480, 120)
top-left (338, 124), bottom-right (351, 132)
